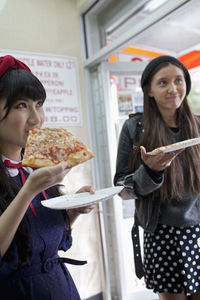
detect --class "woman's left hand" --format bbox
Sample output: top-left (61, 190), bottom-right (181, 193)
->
top-left (73, 205), bottom-right (95, 214)
top-left (140, 146), bottom-right (184, 171)
top-left (68, 185), bottom-right (95, 222)
top-left (76, 185), bottom-right (95, 194)
top-left (71, 185), bottom-right (96, 215)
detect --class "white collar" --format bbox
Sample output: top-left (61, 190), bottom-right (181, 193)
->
top-left (2, 155), bottom-right (33, 177)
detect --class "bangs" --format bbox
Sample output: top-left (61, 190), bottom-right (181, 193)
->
top-left (6, 69), bottom-right (46, 104)
top-left (0, 68), bottom-right (46, 115)
top-left (11, 77), bottom-right (46, 102)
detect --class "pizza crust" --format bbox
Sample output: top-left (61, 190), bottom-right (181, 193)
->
top-left (152, 141), bottom-right (186, 152)
top-left (66, 148), bottom-right (94, 168)
top-left (22, 157), bottom-right (55, 168)
top-left (152, 145), bottom-right (172, 152)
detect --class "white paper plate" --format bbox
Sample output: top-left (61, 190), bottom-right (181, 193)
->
top-left (41, 186), bottom-right (123, 210)
top-left (147, 137), bottom-right (200, 155)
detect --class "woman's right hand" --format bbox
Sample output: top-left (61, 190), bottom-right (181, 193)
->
top-left (140, 146), bottom-right (183, 172)
top-left (24, 162), bottom-right (71, 197)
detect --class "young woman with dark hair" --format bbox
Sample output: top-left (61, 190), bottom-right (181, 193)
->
top-left (115, 56), bottom-right (200, 300)
top-left (0, 55), bottom-right (94, 300)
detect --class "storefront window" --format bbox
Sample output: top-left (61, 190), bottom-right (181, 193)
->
top-left (82, 0), bottom-right (172, 59)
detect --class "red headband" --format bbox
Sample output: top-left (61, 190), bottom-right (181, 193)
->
top-left (0, 55), bottom-right (31, 77)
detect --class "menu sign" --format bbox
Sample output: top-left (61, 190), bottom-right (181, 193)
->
top-left (0, 50), bottom-right (82, 126)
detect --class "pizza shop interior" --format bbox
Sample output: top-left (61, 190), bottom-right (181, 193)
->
top-left (1, 0), bottom-right (200, 299)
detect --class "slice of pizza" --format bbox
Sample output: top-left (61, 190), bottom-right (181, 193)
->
top-left (149, 137), bottom-right (200, 155)
top-left (22, 127), bottom-right (94, 168)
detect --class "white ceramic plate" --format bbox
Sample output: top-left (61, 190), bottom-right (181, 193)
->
top-left (41, 186), bottom-right (123, 210)
top-left (147, 137), bottom-right (200, 155)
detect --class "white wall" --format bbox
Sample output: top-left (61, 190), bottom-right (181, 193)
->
top-left (0, 0), bottom-right (103, 298)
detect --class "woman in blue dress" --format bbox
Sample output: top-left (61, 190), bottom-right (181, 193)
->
top-left (0, 55), bottom-right (94, 300)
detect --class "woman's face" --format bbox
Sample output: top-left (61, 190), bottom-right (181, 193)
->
top-left (0, 98), bottom-right (45, 158)
top-left (148, 64), bottom-right (187, 116)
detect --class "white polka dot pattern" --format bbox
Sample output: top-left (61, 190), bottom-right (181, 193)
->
top-left (143, 224), bottom-right (200, 296)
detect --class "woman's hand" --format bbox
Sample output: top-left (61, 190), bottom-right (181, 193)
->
top-left (25, 162), bottom-right (71, 197)
top-left (74, 185), bottom-right (95, 214)
top-left (140, 146), bottom-right (183, 172)
top-left (67, 185), bottom-right (96, 223)
top-left (72, 205), bottom-right (95, 214)
top-left (76, 185), bottom-right (95, 194)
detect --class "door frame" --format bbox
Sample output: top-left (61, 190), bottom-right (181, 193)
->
top-left (86, 61), bottom-right (156, 299)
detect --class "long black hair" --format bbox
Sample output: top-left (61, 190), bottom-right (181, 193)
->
top-left (0, 68), bottom-right (70, 267)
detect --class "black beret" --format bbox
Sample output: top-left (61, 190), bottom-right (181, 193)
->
top-left (141, 55), bottom-right (191, 95)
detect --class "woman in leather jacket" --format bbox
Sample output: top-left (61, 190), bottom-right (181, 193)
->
top-left (114, 55), bottom-right (200, 300)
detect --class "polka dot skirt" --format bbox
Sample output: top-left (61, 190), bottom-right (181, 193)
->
top-left (143, 223), bottom-right (200, 296)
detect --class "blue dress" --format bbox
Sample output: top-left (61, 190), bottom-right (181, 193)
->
top-left (0, 170), bottom-right (82, 300)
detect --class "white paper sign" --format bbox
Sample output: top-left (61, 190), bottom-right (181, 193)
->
top-left (0, 50), bottom-right (82, 126)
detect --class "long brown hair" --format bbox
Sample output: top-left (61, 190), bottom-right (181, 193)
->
top-left (130, 62), bottom-right (200, 202)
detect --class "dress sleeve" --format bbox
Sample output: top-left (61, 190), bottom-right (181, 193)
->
top-left (58, 210), bottom-right (73, 252)
top-left (59, 233), bottom-right (73, 252)
top-left (0, 241), bottom-right (19, 278)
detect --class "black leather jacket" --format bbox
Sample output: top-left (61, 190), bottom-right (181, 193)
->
top-left (113, 112), bottom-right (164, 233)
top-left (114, 112), bottom-right (143, 186)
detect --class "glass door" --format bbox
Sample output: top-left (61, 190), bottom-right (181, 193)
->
top-left (99, 61), bottom-right (159, 300)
